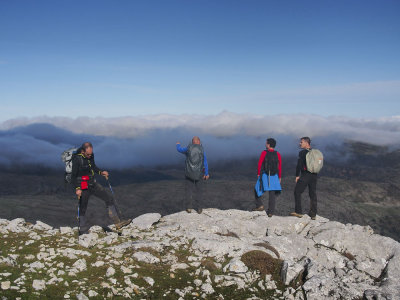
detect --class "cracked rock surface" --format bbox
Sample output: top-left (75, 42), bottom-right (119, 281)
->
top-left (0, 209), bottom-right (399, 299)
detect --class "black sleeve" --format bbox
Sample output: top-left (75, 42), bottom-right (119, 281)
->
top-left (71, 155), bottom-right (80, 189)
top-left (295, 150), bottom-right (306, 177)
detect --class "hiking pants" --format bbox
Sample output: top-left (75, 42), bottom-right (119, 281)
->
top-left (294, 172), bottom-right (318, 217)
top-left (79, 182), bottom-right (119, 233)
top-left (184, 176), bottom-right (203, 211)
top-left (255, 190), bottom-right (276, 215)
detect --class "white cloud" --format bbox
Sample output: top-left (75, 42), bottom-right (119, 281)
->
top-left (1, 112), bottom-right (400, 144)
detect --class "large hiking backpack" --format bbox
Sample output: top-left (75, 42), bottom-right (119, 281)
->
top-left (263, 150), bottom-right (279, 175)
top-left (306, 149), bottom-right (324, 174)
top-left (61, 147), bottom-right (78, 183)
top-left (185, 144), bottom-right (204, 181)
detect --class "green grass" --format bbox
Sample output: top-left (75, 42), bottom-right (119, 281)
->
top-left (0, 230), bottom-right (294, 299)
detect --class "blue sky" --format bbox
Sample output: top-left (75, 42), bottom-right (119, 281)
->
top-left (0, 0), bottom-right (399, 121)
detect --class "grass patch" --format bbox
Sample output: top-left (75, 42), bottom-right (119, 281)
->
top-left (341, 251), bottom-right (355, 261)
top-left (253, 242), bottom-right (280, 259)
top-left (215, 231), bottom-right (240, 239)
top-left (241, 250), bottom-right (283, 282)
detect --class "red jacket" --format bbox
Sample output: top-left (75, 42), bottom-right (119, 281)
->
top-left (257, 149), bottom-right (282, 178)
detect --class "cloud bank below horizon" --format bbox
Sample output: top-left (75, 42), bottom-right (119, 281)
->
top-left (1, 112), bottom-right (400, 170)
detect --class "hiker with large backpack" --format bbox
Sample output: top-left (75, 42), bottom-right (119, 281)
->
top-left (62, 142), bottom-right (131, 235)
top-left (290, 137), bottom-right (324, 220)
top-left (253, 138), bottom-right (282, 217)
top-left (176, 136), bottom-right (209, 214)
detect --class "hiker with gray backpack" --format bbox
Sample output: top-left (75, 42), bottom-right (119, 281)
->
top-left (290, 137), bottom-right (324, 220)
top-left (61, 142), bottom-right (131, 235)
top-left (176, 136), bottom-right (209, 214)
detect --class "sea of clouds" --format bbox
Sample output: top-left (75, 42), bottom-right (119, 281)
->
top-left (1, 112), bottom-right (399, 170)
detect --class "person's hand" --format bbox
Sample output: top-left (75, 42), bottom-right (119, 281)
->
top-left (279, 178), bottom-right (282, 183)
top-left (203, 175), bottom-right (210, 180)
top-left (76, 189), bottom-right (82, 198)
top-left (101, 171), bottom-right (109, 179)
top-left (257, 174), bottom-right (260, 178)
top-left (295, 176), bottom-right (300, 183)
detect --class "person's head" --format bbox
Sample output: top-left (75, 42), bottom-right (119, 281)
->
top-left (81, 142), bottom-right (93, 157)
top-left (299, 137), bottom-right (311, 149)
top-left (192, 136), bottom-right (201, 145)
top-left (266, 138), bottom-right (276, 149)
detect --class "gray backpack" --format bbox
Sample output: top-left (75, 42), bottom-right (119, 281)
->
top-left (61, 147), bottom-right (78, 183)
top-left (185, 144), bottom-right (204, 180)
top-left (306, 149), bottom-right (324, 174)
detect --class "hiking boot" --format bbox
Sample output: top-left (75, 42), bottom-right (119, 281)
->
top-left (267, 214), bottom-right (273, 218)
top-left (115, 218), bottom-right (132, 230)
top-left (108, 205), bottom-right (132, 229)
top-left (186, 209), bottom-right (192, 213)
top-left (252, 206), bottom-right (265, 212)
top-left (290, 212), bottom-right (304, 218)
top-left (197, 208), bottom-right (203, 214)
top-left (310, 216), bottom-right (316, 220)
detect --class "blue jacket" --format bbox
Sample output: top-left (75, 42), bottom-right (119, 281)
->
top-left (176, 143), bottom-right (209, 176)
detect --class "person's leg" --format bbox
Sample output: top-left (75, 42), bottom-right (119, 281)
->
top-left (267, 191), bottom-right (276, 216)
top-left (308, 174), bottom-right (318, 218)
top-left (254, 190), bottom-right (264, 210)
top-left (92, 182), bottom-right (131, 228)
top-left (294, 175), bottom-right (308, 214)
top-left (194, 179), bottom-right (203, 213)
top-left (184, 177), bottom-right (194, 211)
top-left (79, 190), bottom-right (90, 234)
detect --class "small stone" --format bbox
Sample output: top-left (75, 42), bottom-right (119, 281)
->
top-left (92, 261), bottom-right (105, 267)
top-left (88, 290), bottom-right (98, 297)
top-left (73, 259), bottom-right (87, 272)
top-left (1, 281), bottom-right (11, 290)
top-left (223, 258), bottom-right (248, 273)
top-left (60, 227), bottom-right (74, 235)
top-left (106, 267), bottom-right (115, 277)
top-left (121, 266), bottom-right (132, 274)
top-left (194, 279), bottom-right (202, 287)
top-left (144, 276), bottom-right (155, 286)
top-left (32, 279), bottom-right (46, 291)
top-left (133, 251), bottom-right (160, 264)
top-left (76, 292), bottom-right (89, 300)
top-left (201, 283), bottom-right (215, 294)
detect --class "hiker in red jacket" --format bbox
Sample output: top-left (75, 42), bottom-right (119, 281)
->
top-left (253, 138), bottom-right (282, 217)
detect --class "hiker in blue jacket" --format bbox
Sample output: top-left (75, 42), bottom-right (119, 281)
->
top-left (176, 136), bottom-right (209, 214)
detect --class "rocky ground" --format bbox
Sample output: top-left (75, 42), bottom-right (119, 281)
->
top-left (1, 209), bottom-right (399, 299)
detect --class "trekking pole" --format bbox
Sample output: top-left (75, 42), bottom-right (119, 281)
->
top-left (77, 195), bottom-right (81, 238)
top-left (105, 175), bottom-right (123, 216)
top-left (105, 175), bottom-right (115, 195)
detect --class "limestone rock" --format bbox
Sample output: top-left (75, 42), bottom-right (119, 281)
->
top-left (32, 279), bottom-right (46, 291)
top-left (129, 213), bottom-right (161, 230)
top-left (133, 251), bottom-right (160, 264)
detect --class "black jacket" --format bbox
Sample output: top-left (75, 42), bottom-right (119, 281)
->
top-left (71, 153), bottom-right (102, 189)
top-left (296, 149), bottom-right (310, 177)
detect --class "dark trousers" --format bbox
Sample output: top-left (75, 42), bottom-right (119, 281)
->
top-left (184, 177), bottom-right (203, 211)
top-left (294, 172), bottom-right (318, 217)
top-left (79, 182), bottom-right (118, 233)
top-left (255, 190), bottom-right (276, 215)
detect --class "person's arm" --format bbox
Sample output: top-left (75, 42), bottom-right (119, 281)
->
top-left (257, 151), bottom-right (267, 176)
top-left (91, 156), bottom-right (102, 175)
top-left (176, 143), bottom-right (188, 154)
top-left (71, 155), bottom-right (81, 190)
top-left (203, 152), bottom-right (209, 176)
top-left (277, 151), bottom-right (282, 179)
top-left (295, 152), bottom-right (302, 177)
